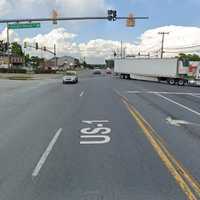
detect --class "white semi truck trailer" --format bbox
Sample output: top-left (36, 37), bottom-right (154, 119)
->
top-left (114, 58), bottom-right (200, 86)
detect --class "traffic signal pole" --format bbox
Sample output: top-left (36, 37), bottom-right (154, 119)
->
top-left (54, 44), bottom-right (57, 69)
top-left (2, 11), bottom-right (148, 67)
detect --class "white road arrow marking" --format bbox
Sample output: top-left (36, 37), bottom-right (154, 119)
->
top-left (166, 117), bottom-right (200, 127)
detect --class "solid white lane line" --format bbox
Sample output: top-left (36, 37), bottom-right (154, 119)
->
top-left (156, 93), bottom-right (200, 117)
top-left (80, 91), bottom-right (85, 97)
top-left (32, 128), bottom-right (62, 177)
top-left (126, 91), bottom-right (200, 95)
top-left (190, 94), bottom-right (200, 99)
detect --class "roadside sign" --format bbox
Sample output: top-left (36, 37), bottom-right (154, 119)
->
top-left (8, 23), bottom-right (41, 29)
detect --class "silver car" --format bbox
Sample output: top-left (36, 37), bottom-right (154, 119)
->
top-left (62, 71), bottom-right (78, 84)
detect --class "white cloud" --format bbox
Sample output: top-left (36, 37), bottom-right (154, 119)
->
top-left (0, 28), bottom-right (20, 43)
top-left (3, 25), bottom-right (200, 62)
top-left (55, 0), bottom-right (107, 16)
top-left (23, 28), bottom-right (78, 56)
top-left (136, 25), bottom-right (200, 57)
top-left (0, 0), bottom-right (108, 18)
top-left (0, 0), bottom-right (12, 16)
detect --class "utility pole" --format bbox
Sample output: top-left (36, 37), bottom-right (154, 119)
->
top-left (123, 47), bottom-right (126, 59)
top-left (6, 23), bottom-right (10, 69)
top-left (158, 32), bottom-right (169, 59)
top-left (54, 44), bottom-right (57, 69)
top-left (121, 40), bottom-right (123, 59)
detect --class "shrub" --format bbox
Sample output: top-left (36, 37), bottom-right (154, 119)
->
top-left (0, 68), bottom-right (27, 73)
top-left (34, 69), bottom-right (56, 74)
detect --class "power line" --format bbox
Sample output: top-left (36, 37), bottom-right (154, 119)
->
top-left (165, 44), bottom-right (200, 50)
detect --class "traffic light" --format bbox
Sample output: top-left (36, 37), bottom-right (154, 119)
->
top-left (114, 51), bottom-right (117, 57)
top-left (36, 42), bottom-right (39, 50)
top-left (112, 10), bottom-right (117, 21)
top-left (44, 46), bottom-right (46, 51)
top-left (107, 10), bottom-right (117, 21)
top-left (126, 13), bottom-right (135, 27)
top-left (52, 9), bottom-right (58, 25)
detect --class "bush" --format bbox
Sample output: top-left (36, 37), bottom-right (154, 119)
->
top-left (0, 68), bottom-right (27, 73)
top-left (34, 69), bottom-right (56, 74)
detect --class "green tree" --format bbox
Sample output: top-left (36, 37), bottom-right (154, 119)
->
top-left (30, 56), bottom-right (40, 69)
top-left (24, 54), bottom-right (30, 66)
top-left (105, 59), bottom-right (114, 69)
top-left (177, 53), bottom-right (200, 61)
top-left (30, 56), bottom-right (45, 69)
top-left (11, 42), bottom-right (24, 56)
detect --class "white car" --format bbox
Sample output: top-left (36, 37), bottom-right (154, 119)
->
top-left (62, 71), bottom-right (78, 84)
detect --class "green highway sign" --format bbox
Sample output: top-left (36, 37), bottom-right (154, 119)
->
top-left (8, 23), bottom-right (41, 29)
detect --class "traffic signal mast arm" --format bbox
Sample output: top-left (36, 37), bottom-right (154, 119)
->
top-left (0, 13), bottom-right (148, 24)
top-left (24, 43), bottom-right (56, 56)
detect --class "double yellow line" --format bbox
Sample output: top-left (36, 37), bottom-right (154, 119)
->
top-left (120, 94), bottom-right (200, 200)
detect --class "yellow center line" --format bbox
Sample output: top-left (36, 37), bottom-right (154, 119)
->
top-left (122, 98), bottom-right (198, 200)
top-left (122, 93), bottom-right (200, 198)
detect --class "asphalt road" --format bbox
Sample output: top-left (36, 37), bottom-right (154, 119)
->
top-left (0, 71), bottom-right (200, 200)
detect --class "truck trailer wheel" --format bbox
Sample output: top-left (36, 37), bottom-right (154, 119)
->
top-left (125, 74), bottom-right (130, 79)
top-left (168, 79), bottom-right (175, 85)
top-left (178, 79), bottom-right (185, 86)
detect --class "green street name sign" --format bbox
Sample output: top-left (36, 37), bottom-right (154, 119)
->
top-left (8, 23), bottom-right (41, 29)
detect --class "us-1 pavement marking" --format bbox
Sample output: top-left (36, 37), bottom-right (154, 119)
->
top-left (80, 120), bottom-right (111, 145)
top-left (32, 128), bottom-right (62, 177)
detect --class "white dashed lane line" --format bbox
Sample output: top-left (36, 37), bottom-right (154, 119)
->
top-left (32, 128), bottom-right (62, 177)
top-left (80, 91), bottom-right (85, 97)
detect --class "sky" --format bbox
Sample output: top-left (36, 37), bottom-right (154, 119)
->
top-left (0, 0), bottom-right (200, 63)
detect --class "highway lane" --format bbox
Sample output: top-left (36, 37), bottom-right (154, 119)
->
top-left (0, 72), bottom-right (199, 199)
top-left (114, 77), bottom-right (200, 198)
